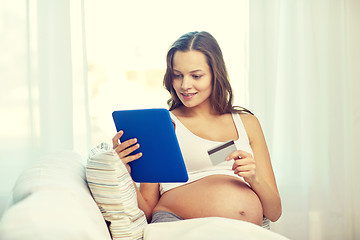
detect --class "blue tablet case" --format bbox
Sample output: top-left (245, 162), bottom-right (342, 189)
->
top-left (112, 108), bottom-right (188, 183)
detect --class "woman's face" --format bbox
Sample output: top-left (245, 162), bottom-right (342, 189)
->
top-left (172, 50), bottom-right (212, 109)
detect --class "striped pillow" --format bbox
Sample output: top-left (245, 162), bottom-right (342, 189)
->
top-left (262, 217), bottom-right (270, 229)
top-left (86, 143), bottom-right (147, 240)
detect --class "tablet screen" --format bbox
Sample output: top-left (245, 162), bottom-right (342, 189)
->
top-left (112, 108), bottom-right (188, 183)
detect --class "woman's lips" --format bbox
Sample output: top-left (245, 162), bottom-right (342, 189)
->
top-left (181, 92), bottom-right (197, 100)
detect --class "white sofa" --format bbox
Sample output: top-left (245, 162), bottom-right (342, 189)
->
top-left (0, 150), bottom-right (289, 240)
top-left (0, 151), bottom-right (111, 240)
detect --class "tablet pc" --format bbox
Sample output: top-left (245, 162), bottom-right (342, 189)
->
top-left (112, 108), bottom-right (188, 183)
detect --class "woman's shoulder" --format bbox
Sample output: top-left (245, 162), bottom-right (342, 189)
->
top-left (238, 112), bottom-right (259, 125)
top-left (238, 113), bottom-right (263, 141)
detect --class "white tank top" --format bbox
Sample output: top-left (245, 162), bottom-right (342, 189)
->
top-left (159, 112), bottom-right (253, 195)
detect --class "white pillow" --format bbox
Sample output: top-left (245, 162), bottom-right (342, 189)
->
top-left (0, 150), bottom-right (111, 240)
top-left (86, 143), bottom-right (147, 240)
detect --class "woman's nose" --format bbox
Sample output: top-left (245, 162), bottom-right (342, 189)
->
top-left (181, 76), bottom-right (192, 90)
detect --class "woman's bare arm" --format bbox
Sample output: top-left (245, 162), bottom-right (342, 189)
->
top-left (240, 113), bottom-right (282, 221)
top-left (137, 183), bottom-right (160, 222)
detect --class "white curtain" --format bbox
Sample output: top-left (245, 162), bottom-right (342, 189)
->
top-left (0, 0), bottom-right (90, 215)
top-left (249, 1), bottom-right (360, 239)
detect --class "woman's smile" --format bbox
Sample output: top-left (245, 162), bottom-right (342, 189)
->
top-left (181, 92), bottom-right (198, 101)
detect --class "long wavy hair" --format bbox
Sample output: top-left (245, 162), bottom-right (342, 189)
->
top-left (163, 31), bottom-right (252, 115)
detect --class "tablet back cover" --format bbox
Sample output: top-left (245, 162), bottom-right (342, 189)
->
top-left (112, 108), bottom-right (188, 183)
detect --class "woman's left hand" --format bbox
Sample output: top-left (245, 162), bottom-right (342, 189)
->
top-left (226, 150), bottom-right (257, 184)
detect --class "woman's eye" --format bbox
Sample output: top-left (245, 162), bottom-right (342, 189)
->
top-left (193, 75), bottom-right (202, 79)
top-left (173, 74), bottom-right (182, 79)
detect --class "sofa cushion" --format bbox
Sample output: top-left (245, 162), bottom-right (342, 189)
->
top-left (144, 217), bottom-right (288, 240)
top-left (0, 190), bottom-right (110, 240)
top-left (0, 150), bottom-right (111, 240)
top-left (11, 151), bottom-right (89, 203)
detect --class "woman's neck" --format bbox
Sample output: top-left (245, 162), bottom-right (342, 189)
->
top-left (176, 102), bottom-right (220, 118)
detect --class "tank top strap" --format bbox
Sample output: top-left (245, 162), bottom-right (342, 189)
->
top-left (169, 111), bottom-right (180, 127)
top-left (232, 113), bottom-right (250, 145)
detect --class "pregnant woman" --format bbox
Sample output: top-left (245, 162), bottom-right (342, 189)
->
top-left (112, 31), bottom-right (281, 226)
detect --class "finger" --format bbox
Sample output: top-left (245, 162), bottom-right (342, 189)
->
top-left (118, 143), bottom-right (140, 159)
top-left (114, 138), bottom-right (138, 154)
top-left (112, 130), bottom-right (124, 148)
top-left (233, 164), bottom-right (255, 173)
top-left (122, 152), bottom-right (143, 164)
top-left (232, 158), bottom-right (255, 170)
top-left (235, 170), bottom-right (255, 180)
top-left (233, 161), bottom-right (256, 173)
top-left (226, 150), bottom-right (252, 161)
top-left (233, 157), bottom-right (255, 166)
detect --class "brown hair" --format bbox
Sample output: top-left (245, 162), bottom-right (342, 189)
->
top-left (163, 31), bottom-right (252, 114)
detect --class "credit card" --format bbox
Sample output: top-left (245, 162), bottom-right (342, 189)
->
top-left (207, 140), bottom-right (237, 166)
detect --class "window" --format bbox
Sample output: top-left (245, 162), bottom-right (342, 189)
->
top-left (84, 0), bottom-right (249, 145)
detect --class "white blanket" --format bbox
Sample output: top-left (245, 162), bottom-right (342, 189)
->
top-left (144, 217), bottom-right (289, 240)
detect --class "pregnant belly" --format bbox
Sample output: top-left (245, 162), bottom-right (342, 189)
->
top-left (153, 175), bottom-right (264, 225)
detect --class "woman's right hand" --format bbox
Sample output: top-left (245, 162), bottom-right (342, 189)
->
top-left (112, 130), bottom-right (142, 173)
